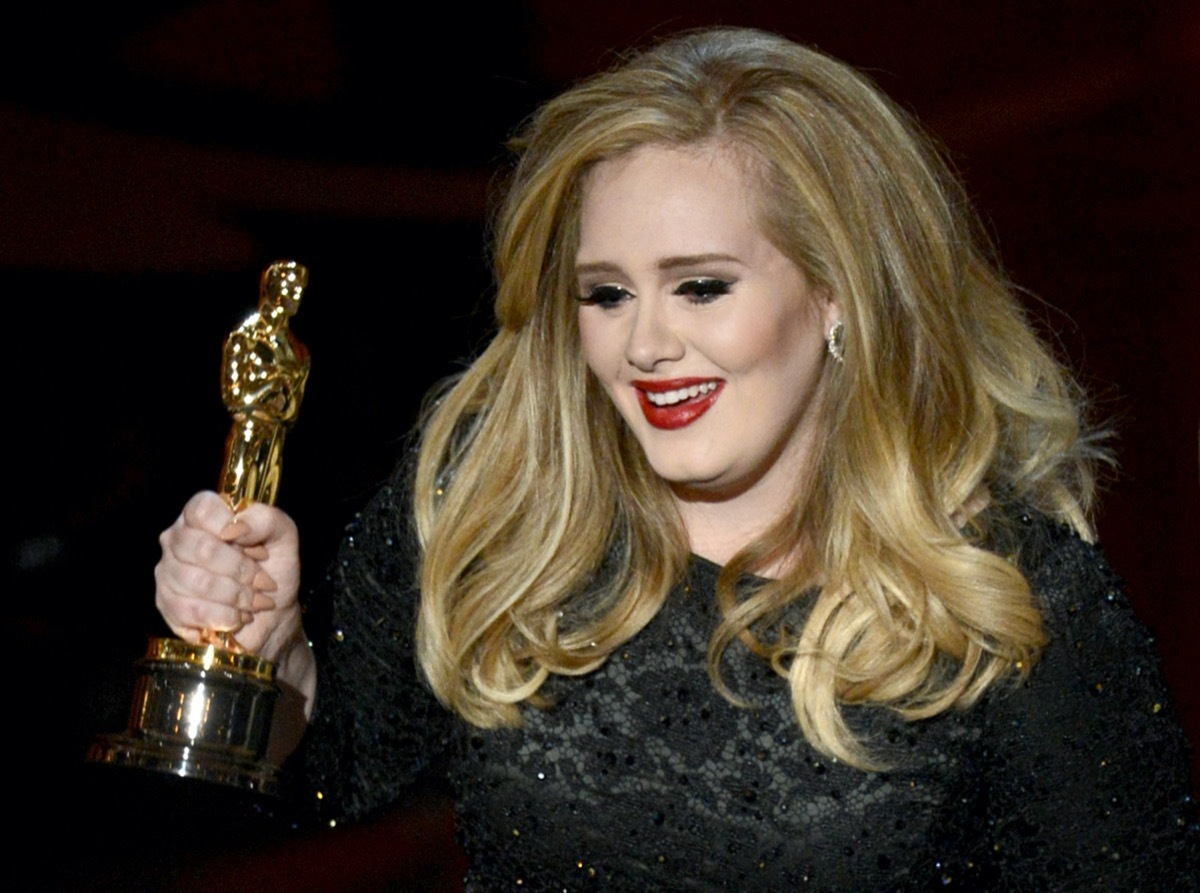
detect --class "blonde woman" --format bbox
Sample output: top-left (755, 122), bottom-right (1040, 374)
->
top-left (156, 28), bottom-right (1197, 891)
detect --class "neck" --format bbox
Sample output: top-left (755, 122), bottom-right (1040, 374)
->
top-left (671, 433), bottom-right (818, 574)
top-left (674, 492), bottom-right (800, 577)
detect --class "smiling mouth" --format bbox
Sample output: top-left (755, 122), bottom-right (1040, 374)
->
top-left (633, 378), bottom-right (724, 429)
top-left (642, 380), bottom-right (719, 406)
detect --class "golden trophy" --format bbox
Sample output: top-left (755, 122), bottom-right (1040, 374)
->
top-left (88, 261), bottom-right (311, 795)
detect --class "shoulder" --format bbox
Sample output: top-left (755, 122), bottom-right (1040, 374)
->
top-left (994, 509), bottom-right (1166, 685)
top-left (979, 505), bottom-right (1136, 636)
top-left (986, 507), bottom-right (1174, 747)
top-left (976, 508), bottom-right (1199, 889)
top-left (340, 465), bottom-right (417, 580)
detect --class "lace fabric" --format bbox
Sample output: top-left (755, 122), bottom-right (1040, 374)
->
top-left (303, 474), bottom-right (1198, 891)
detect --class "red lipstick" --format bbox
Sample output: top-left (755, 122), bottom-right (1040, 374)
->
top-left (632, 378), bottom-right (724, 430)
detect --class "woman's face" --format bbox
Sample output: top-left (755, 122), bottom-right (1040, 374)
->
top-left (576, 143), bottom-right (839, 525)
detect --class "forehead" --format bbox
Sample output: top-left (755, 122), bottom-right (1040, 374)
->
top-left (576, 143), bottom-right (768, 264)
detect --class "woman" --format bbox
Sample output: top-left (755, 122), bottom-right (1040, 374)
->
top-left (156, 28), bottom-right (1197, 891)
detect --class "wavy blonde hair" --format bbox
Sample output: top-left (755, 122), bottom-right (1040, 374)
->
top-left (413, 28), bottom-right (1101, 766)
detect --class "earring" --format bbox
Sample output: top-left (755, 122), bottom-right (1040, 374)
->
top-left (826, 320), bottom-right (845, 364)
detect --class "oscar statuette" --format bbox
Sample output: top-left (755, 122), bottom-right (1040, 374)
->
top-left (88, 261), bottom-right (311, 795)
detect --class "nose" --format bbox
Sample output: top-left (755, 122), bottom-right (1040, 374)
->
top-left (625, 297), bottom-right (684, 372)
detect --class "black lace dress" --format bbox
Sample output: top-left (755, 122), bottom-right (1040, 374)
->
top-left (303, 475), bottom-right (1198, 891)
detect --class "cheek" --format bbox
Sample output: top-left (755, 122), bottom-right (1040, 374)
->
top-left (577, 310), bottom-right (619, 381)
top-left (704, 315), bottom-right (795, 374)
top-left (578, 312), bottom-right (642, 429)
top-left (577, 311), bottom-right (601, 378)
top-left (708, 306), bottom-right (826, 393)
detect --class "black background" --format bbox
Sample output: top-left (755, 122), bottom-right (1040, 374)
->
top-left (3, 3), bottom-right (1196, 889)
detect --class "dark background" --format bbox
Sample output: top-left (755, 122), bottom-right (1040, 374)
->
top-left (3, 2), bottom-right (1196, 889)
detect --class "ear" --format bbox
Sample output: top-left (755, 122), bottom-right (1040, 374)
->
top-left (818, 285), bottom-right (842, 334)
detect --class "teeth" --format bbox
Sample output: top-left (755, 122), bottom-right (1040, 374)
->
top-left (644, 381), bottom-right (718, 406)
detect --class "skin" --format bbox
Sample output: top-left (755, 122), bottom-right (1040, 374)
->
top-left (576, 143), bottom-right (840, 565)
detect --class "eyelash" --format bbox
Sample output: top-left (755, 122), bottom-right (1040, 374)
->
top-left (674, 278), bottom-right (733, 304)
top-left (577, 285), bottom-right (632, 307)
top-left (577, 278), bottom-right (734, 307)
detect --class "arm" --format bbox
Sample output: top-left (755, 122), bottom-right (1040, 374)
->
top-left (300, 470), bottom-right (453, 824)
top-left (982, 518), bottom-right (1197, 891)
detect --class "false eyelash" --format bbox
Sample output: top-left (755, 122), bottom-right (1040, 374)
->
top-left (577, 284), bottom-right (632, 307)
top-left (674, 278), bottom-right (734, 303)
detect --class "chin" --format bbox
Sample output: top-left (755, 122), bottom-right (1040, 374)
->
top-left (649, 462), bottom-right (733, 495)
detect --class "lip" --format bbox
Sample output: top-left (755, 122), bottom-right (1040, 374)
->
top-left (632, 378), bottom-right (725, 430)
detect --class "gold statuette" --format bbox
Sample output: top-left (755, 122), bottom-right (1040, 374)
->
top-left (204, 262), bottom-right (311, 653)
top-left (220, 261), bottom-right (310, 511)
top-left (88, 261), bottom-right (311, 795)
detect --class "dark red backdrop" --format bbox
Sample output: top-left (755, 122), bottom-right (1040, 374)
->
top-left (3, 4), bottom-right (1194, 890)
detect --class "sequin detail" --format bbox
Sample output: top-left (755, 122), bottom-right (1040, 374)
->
top-left (304, 472), bottom-right (1199, 891)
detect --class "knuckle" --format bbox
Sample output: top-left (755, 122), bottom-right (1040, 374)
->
top-left (185, 491), bottom-right (229, 531)
top-left (193, 534), bottom-right (220, 566)
top-left (178, 563), bottom-right (215, 598)
top-left (184, 601), bottom-right (211, 628)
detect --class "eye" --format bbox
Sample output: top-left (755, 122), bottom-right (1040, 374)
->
top-left (577, 284), bottom-right (633, 308)
top-left (674, 278), bottom-right (734, 304)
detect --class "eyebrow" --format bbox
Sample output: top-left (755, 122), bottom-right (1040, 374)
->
top-left (574, 253), bottom-right (742, 277)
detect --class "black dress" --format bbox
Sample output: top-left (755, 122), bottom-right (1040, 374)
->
top-left (303, 474), bottom-right (1198, 891)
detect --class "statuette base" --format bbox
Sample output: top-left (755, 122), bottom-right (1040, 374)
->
top-left (87, 637), bottom-right (281, 796)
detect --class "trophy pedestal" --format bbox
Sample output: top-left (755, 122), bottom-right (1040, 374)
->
top-left (88, 637), bottom-right (281, 795)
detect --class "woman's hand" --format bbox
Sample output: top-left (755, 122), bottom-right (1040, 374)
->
top-left (155, 491), bottom-right (303, 664)
top-left (156, 491), bottom-right (318, 753)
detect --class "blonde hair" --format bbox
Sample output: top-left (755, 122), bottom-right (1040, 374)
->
top-left (413, 28), bottom-right (1101, 766)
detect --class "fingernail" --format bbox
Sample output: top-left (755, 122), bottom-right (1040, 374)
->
top-left (252, 593), bottom-right (277, 612)
top-left (240, 611), bottom-right (254, 626)
top-left (243, 545), bottom-right (270, 561)
top-left (253, 571), bottom-right (277, 592)
top-left (220, 521), bottom-right (250, 541)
